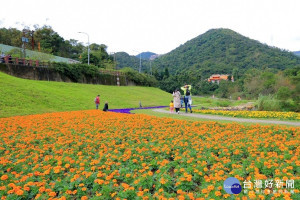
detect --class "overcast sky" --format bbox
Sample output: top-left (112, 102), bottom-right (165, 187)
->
top-left (1, 0), bottom-right (299, 55)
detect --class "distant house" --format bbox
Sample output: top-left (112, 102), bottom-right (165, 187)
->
top-left (208, 74), bottom-right (234, 84)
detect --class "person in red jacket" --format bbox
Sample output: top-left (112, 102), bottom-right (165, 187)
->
top-left (94, 95), bottom-right (100, 109)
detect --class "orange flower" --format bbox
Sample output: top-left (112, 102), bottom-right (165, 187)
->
top-left (81, 196), bottom-right (88, 200)
top-left (0, 175), bottom-right (8, 181)
top-left (160, 178), bottom-right (167, 184)
top-left (215, 191), bottom-right (222, 196)
top-left (48, 192), bottom-right (56, 197)
top-left (16, 190), bottom-right (24, 196)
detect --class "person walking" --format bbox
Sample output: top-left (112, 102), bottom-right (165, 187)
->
top-left (94, 95), bottom-right (100, 109)
top-left (181, 84), bottom-right (192, 113)
top-left (172, 89), bottom-right (181, 114)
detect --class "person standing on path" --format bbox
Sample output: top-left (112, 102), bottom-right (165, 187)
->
top-left (172, 89), bottom-right (181, 114)
top-left (181, 84), bottom-right (192, 113)
top-left (95, 95), bottom-right (100, 109)
top-left (169, 100), bottom-right (174, 113)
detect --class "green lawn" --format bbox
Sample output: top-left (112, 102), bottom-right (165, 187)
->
top-left (192, 96), bottom-right (250, 108)
top-left (0, 72), bottom-right (172, 118)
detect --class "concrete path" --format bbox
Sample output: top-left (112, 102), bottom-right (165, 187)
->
top-left (152, 109), bottom-right (300, 126)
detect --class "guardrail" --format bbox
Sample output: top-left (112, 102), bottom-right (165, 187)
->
top-left (99, 69), bottom-right (125, 76)
top-left (0, 56), bottom-right (49, 67)
top-left (0, 56), bottom-right (125, 76)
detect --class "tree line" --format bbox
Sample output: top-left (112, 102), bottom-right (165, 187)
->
top-left (1, 26), bottom-right (299, 111)
top-left (0, 25), bottom-right (114, 68)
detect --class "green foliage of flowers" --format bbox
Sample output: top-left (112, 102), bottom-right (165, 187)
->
top-left (192, 109), bottom-right (300, 120)
top-left (0, 110), bottom-right (299, 199)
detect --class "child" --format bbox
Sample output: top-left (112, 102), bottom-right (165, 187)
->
top-left (94, 95), bottom-right (100, 109)
top-left (103, 101), bottom-right (109, 111)
top-left (169, 100), bottom-right (174, 113)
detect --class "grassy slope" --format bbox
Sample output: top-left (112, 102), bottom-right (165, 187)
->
top-left (0, 72), bottom-right (171, 118)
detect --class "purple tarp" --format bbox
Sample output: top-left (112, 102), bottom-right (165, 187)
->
top-left (108, 106), bottom-right (167, 114)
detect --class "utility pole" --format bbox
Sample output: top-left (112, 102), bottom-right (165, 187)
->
top-left (78, 32), bottom-right (90, 65)
top-left (133, 50), bottom-right (142, 73)
top-left (139, 53), bottom-right (142, 73)
top-left (21, 29), bottom-right (34, 58)
top-left (30, 30), bottom-right (34, 50)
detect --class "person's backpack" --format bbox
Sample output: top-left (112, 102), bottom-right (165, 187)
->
top-left (186, 88), bottom-right (190, 96)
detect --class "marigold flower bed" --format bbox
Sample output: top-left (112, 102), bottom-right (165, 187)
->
top-left (0, 110), bottom-right (299, 199)
top-left (192, 110), bottom-right (300, 120)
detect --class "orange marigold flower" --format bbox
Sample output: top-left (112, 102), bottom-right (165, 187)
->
top-left (215, 191), bottom-right (222, 196)
top-left (16, 190), bottom-right (24, 196)
top-left (49, 192), bottom-right (56, 197)
top-left (0, 186), bottom-right (6, 190)
top-left (38, 187), bottom-right (45, 193)
top-left (81, 196), bottom-right (88, 200)
top-left (1, 175), bottom-right (8, 181)
top-left (137, 191), bottom-right (144, 196)
top-left (160, 178), bottom-right (167, 184)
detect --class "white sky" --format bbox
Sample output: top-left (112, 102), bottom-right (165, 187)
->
top-left (1, 0), bottom-right (299, 55)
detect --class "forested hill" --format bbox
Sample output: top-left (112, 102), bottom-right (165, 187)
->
top-left (136, 52), bottom-right (157, 60)
top-left (114, 52), bottom-right (152, 72)
top-left (114, 52), bottom-right (140, 70)
top-left (294, 51), bottom-right (300, 57)
top-left (153, 28), bottom-right (300, 75)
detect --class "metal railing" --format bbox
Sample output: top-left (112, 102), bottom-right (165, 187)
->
top-left (99, 68), bottom-right (125, 76)
top-left (1, 56), bottom-right (125, 76)
top-left (0, 56), bottom-right (49, 67)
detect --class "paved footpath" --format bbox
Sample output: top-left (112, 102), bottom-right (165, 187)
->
top-left (152, 109), bottom-right (300, 126)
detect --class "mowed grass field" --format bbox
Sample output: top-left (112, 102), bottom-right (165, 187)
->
top-left (0, 72), bottom-right (172, 118)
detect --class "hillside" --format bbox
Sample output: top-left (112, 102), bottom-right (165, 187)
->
top-left (136, 51), bottom-right (157, 60)
top-left (294, 51), bottom-right (300, 57)
top-left (114, 52), bottom-right (140, 70)
top-left (114, 52), bottom-right (152, 72)
top-left (0, 72), bottom-right (171, 118)
top-left (153, 28), bottom-right (300, 76)
top-left (0, 43), bottom-right (79, 63)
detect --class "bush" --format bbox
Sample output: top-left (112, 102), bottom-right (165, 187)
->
top-left (276, 86), bottom-right (292, 100)
top-left (215, 100), bottom-right (231, 107)
top-left (256, 95), bottom-right (282, 111)
top-left (51, 63), bottom-right (124, 85)
top-left (121, 67), bottom-right (158, 87)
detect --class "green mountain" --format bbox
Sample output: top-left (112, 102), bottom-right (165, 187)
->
top-left (136, 52), bottom-right (157, 60)
top-left (114, 52), bottom-right (153, 73)
top-left (114, 52), bottom-right (140, 70)
top-left (294, 51), bottom-right (300, 57)
top-left (153, 28), bottom-right (300, 76)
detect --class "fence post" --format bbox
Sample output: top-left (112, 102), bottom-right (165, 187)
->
top-left (117, 72), bottom-right (120, 86)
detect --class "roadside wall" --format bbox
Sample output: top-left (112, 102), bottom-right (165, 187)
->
top-left (0, 63), bottom-right (132, 86)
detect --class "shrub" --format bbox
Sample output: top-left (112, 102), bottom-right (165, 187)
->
top-left (256, 95), bottom-right (282, 111)
top-left (276, 86), bottom-right (292, 100)
top-left (215, 100), bottom-right (231, 107)
top-left (121, 67), bottom-right (158, 87)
